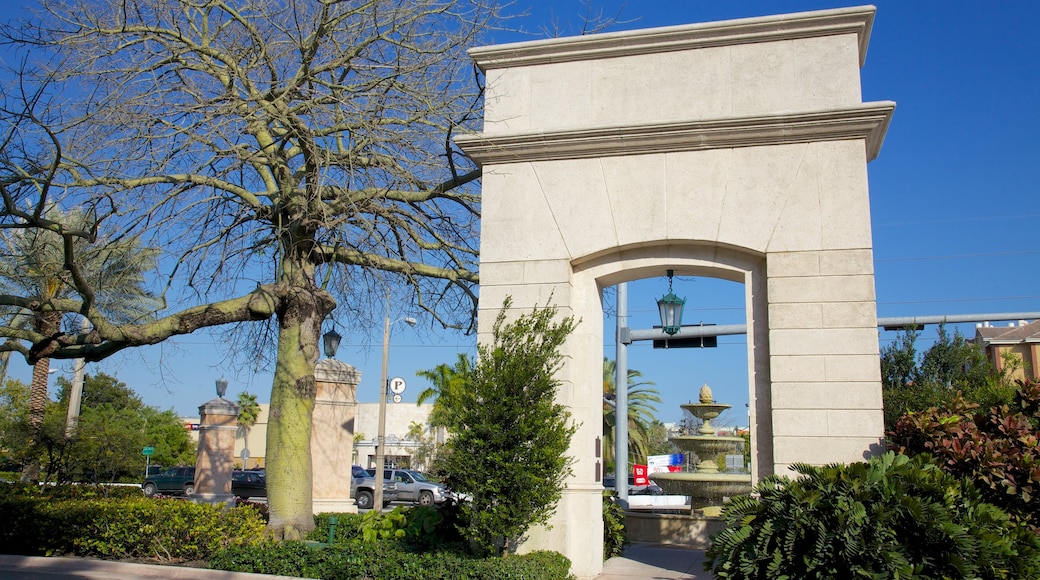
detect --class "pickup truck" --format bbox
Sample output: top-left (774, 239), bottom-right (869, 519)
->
top-left (351, 465), bottom-right (398, 509)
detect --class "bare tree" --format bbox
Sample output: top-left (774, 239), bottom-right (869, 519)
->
top-left (0, 0), bottom-right (495, 538)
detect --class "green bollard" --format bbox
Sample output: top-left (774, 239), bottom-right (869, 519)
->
top-left (326, 515), bottom-right (338, 545)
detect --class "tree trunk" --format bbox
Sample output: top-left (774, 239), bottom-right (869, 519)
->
top-left (22, 311), bottom-right (60, 483)
top-left (28, 357), bottom-right (50, 431)
top-left (264, 270), bottom-right (334, 539)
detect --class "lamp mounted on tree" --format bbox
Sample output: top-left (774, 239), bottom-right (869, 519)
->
top-left (657, 269), bottom-right (686, 335)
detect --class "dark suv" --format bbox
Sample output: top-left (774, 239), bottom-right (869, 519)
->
top-left (142, 466), bottom-right (196, 496)
top-left (231, 470), bottom-right (267, 500)
top-left (142, 466), bottom-right (267, 499)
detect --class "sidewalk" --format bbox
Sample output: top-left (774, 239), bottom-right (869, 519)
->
top-left (597, 543), bottom-right (714, 579)
top-left (0, 555), bottom-right (309, 580)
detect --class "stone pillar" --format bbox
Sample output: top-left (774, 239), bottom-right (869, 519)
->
top-left (312, 359), bottom-right (361, 513)
top-left (195, 396), bottom-right (239, 505)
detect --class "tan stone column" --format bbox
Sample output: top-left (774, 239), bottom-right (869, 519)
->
top-left (195, 397), bottom-right (239, 505)
top-left (311, 359), bottom-right (361, 513)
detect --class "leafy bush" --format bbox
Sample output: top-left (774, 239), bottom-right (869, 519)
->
top-left (399, 504), bottom-right (466, 550)
top-left (210, 540), bottom-right (572, 579)
top-left (880, 325), bottom-right (1010, 428)
top-left (888, 378), bottom-right (1040, 529)
top-left (236, 497), bottom-right (270, 520)
top-left (32, 483), bottom-right (144, 500)
top-left (602, 491), bottom-right (627, 559)
top-left (358, 507), bottom-right (408, 543)
top-left (0, 489), bottom-right (266, 561)
top-left (309, 512), bottom-right (365, 546)
top-left (435, 298), bottom-right (578, 556)
top-left (706, 452), bottom-right (1040, 579)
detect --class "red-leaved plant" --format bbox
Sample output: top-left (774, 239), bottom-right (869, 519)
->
top-left (888, 379), bottom-right (1040, 531)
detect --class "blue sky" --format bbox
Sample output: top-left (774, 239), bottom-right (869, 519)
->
top-left (6, 1), bottom-right (1039, 426)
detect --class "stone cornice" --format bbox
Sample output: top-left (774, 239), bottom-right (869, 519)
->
top-left (456, 102), bottom-right (895, 165)
top-left (470, 6), bottom-right (875, 70)
top-left (315, 358), bottom-right (361, 384)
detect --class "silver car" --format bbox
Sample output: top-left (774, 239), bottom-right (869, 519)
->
top-left (367, 468), bottom-right (452, 506)
top-left (351, 465), bottom-right (398, 509)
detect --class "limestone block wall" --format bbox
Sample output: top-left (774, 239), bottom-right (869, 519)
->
top-left (766, 250), bottom-right (885, 472)
top-left (476, 9), bottom-right (872, 134)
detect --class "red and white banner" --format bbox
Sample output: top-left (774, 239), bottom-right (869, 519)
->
top-left (647, 453), bottom-right (684, 474)
top-left (632, 464), bottom-right (649, 486)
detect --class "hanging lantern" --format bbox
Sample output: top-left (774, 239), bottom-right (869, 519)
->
top-left (323, 328), bottom-right (342, 358)
top-left (657, 269), bottom-right (686, 335)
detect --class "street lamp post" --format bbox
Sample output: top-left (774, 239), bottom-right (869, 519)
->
top-left (373, 308), bottom-right (417, 509)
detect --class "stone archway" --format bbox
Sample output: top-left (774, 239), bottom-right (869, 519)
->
top-left (456, 6), bottom-right (893, 577)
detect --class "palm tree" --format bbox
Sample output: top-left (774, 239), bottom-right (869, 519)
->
top-left (416, 353), bottom-right (472, 431)
top-left (603, 358), bottom-right (662, 470)
top-left (0, 207), bottom-right (160, 481)
top-left (236, 391), bottom-right (261, 469)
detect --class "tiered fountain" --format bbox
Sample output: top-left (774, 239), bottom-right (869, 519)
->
top-left (650, 384), bottom-right (752, 516)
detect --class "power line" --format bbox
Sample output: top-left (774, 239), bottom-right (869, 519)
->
top-left (876, 250), bottom-right (1040, 262)
top-left (879, 295), bottom-right (1040, 305)
top-left (874, 214), bottom-right (1040, 228)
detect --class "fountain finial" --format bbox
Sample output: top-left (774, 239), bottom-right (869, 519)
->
top-left (698, 384), bottom-right (713, 404)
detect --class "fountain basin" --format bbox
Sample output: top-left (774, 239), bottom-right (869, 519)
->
top-left (649, 471), bottom-right (751, 499)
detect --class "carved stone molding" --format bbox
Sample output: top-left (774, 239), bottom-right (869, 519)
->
top-left (456, 102), bottom-right (895, 165)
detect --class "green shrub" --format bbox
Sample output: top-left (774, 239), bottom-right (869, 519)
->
top-left (210, 540), bottom-right (572, 579)
top-left (706, 452), bottom-right (1040, 579)
top-left (398, 504), bottom-right (466, 550)
top-left (602, 491), bottom-right (627, 559)
top-left (888, 378), bottom-right (1040, 529)
top-left (358, 506), bottom-right (408, 543)
top-left (309, 512), bottom-right (365, 546)
top-left (210, 541), bottom-right (326, 577)
top-left (43, 483), bottom-right (144, 500)
top-left (0, 491), bottom-right (266, 561)
top-left (433, 299), bottom-right (578, 556)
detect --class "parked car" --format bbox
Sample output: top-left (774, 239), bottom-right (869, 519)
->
top-left (142, 466), bottom-right (195, 497)
top-left (366, 468), bottom-right (453, 506)
top-left (231, 470), bottom-right (266, 500)
top-left (602, 474), bottom-right (664, 496)
top-left (351, 465), bottom-right (398, 509)
top-left (142, 467), bottom-right (267, 499)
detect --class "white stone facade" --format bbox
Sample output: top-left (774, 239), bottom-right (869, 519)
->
top-left (456, 6), bottom-right (892, 578)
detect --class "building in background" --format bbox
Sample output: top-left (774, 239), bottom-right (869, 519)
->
top-left (975, 320), bottom-right (1040, 382)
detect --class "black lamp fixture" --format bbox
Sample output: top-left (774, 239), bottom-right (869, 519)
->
top-left (657, 269), bottom-right (686, 335)
top-left (323, 328), bottom-right (342, 359)
top-left (216, 376), bottom-right (229, 398)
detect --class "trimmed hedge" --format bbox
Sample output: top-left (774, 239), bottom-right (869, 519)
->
top-left (0, 484), bottom-right (266, 561)
top-left (210, 540), bottom-right (573, 579)
top-left (0, 485), bottom-right (573, 579)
